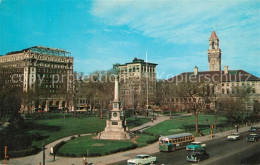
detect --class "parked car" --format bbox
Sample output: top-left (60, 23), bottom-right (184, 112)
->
top-left (249, 127), bottom-right (259, 132)
top-left (127, 155), bottom-right (157, 165)
top-left (186, 142), bottom-right (206, 151)
top-left (246, 134), bottom-right (259, 142)
top-left (227, 133), bottom-right (243, 141)
top-left (186, 149), bottom-right (209, 162)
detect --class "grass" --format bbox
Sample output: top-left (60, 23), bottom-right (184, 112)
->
top-left (135, 134), bottom-right (158, 147)
top-left (23, 114), bottom-right (151, 148)
top-left (144, 114), bottom-right (228, 136)
top-left (57, 135), bottom-right (135, 156)
top-left (126, 117), bottom-right (151, 129)
top-left (27, 117), bottom-right (106, 147)
top-left (57, 133), bottom-right (158, 157)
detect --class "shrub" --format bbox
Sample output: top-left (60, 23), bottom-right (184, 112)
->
top-left (88, 152), bottom-right (102, 157)
top-left (8, 147), bottom-right (40, 158)
top-left (53, 141), bottom-right (65, 154)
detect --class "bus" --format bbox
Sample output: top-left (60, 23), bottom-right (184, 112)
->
top-left (159, 133), bottom-right (194, 152)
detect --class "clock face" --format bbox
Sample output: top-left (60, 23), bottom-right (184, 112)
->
top-left (211, 60), bottom-right (216, 65)
top-left (113, 112), bottom-right (118, 117)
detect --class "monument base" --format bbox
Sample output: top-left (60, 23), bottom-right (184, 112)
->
top-left (98, 120), bottom-right (131, 140)
top-left (98, 131), bottom-right (130, 140)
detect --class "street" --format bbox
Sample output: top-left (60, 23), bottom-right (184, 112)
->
top-left (113, 131), bottom-right (260, 165)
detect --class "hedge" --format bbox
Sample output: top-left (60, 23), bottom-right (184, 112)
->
top-left (52, 141), bottom-right (65, 154)
top-left (7, 147), bottom-right (40, 158)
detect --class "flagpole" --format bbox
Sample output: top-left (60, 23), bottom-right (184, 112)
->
top-left (146, 51), bottom-right (148, 113)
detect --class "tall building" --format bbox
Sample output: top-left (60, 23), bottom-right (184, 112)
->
top-left (0, 46), bottom-right (74, 113)
top-left (118, 58), bottom-right (157, 110)
top-left (208, 31), bottom-right (221, 71)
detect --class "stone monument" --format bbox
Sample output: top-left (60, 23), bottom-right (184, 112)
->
top-left (98, 75), bottom-right (130, 140)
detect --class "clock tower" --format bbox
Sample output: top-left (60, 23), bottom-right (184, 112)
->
top-left (208, 31), bottom-right (221, 71)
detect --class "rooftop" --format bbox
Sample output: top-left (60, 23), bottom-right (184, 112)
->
top-left (6, 46), bottom-right (71, 57)
top-left (169, 70), bottom-right (260, 82)
top-left (119, 57), bottom-right (158, 66)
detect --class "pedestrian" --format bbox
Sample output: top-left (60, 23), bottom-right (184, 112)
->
top-left (83, 156), bottom-right (87, 165)
top-left (38, 162), bottom-right (41, 165)
top-left (235, 124), bottom-right (238, 133)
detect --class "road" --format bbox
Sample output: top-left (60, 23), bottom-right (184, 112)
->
top-left (113, 131), bottom-right (260, 165)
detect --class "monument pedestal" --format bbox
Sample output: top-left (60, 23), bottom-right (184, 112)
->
top-left (98, 75), bottom-right (131, 140)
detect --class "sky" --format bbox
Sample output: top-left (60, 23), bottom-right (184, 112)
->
top-left (0, 0), bottom-right (259, 79)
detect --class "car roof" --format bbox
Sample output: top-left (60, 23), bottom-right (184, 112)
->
top-left (136, 155), bottom-right (150, 157)
top-left (192, 142), bottom-right (202, 144)
top-left (249, 134), bottom-right (258, 136)
top-left (231, 133), bottom-right (239, 134)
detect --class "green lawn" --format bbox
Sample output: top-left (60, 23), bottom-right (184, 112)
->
top-left (135, 134), bottom-right (158, 147)
top-left (27, 117), bottom-right (106, 147)
top-left (57, 133), bottom-right (158, 157)
top-left (126, 117), bottom-right (151, 129)
top-left (25, 115), bottom-right (150, 148)
top-left (144, 114), bottom-right (228, 136)
top-left (57, 135), bottom-right (136, 156)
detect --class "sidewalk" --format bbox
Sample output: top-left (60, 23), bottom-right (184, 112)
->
top-left (2, 120), bottom-right (259, 165)
top-left (1, 116), bottom-right (169, 165)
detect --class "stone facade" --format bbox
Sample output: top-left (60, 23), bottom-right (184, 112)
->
top-left (118, 58), bottom-right (157, 110)
top-left (0, 46), bottom-right (74, 113)
top-left (208, 31), bottom-right (221, 71)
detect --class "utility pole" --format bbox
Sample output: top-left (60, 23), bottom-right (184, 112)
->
top-left (42, 142), bottom-right (46, 165)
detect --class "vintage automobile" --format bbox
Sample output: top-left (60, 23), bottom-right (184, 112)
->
top-left (127, 155), bottom-right (157, 165)
top-left (186, 149), bottom-right (209, 162)
top-left (249, 127), bottom-right (259, 132)
top-left (246, 134), bottom-right (259, 142)
top-left (227, 133), bottom-right (243, 141)
top-left (186, 142), bottom-right (206, 151)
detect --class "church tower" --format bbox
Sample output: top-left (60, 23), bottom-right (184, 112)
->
top-left (208, 31), bottom-right (221, 71)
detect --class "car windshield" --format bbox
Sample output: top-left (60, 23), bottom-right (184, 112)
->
top-left (191, 142), bottom-right (201, 145)
top-left (251, 127), bottom-right (257, 129)
top-left (160, 140), bottom-right (168, 144)
top-left (231, 133), bottom-right (239, 135)
top-left (135, 156), bottom-right (143, 159)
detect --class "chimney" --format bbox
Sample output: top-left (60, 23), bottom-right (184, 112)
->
top-left (194, 66), bottom-right (198, 76)
top-left (224, 66), bottom-right (229, 74)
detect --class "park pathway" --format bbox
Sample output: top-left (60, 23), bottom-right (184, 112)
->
top-left (1, 116), bottom-right (169, 165)
top-left (2, 117), bottom-right (259, 165)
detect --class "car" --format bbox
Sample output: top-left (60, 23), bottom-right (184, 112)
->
top-left (246, 134), bottom-right (259, 142)
top-left (127, 155), bottom-right (157, 165)
top-left (249, 127), bottom-right (259, 132)
top-left (186, 142), bottom-right (206, 151)
top-left (227, 133), bottom-right (243, 141)
top-left (186, 149), bottom-right (209, 162)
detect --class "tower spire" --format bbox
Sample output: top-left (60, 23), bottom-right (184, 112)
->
top-left (210, 30), bottom-right (218, 39)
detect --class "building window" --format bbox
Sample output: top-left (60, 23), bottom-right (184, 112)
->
top-left (222, 89), bottom-right (225, 94)
top-left (227, 83), bottom-right (229, 86)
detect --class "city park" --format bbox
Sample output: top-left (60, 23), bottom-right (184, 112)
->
top-left (1, 73), bottom-right (256, 163)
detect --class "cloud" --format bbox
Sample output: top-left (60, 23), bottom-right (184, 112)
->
top-left (90, 0), bottom-right (260, 77)
top-left (91, 0), bottom-right (258, 44)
